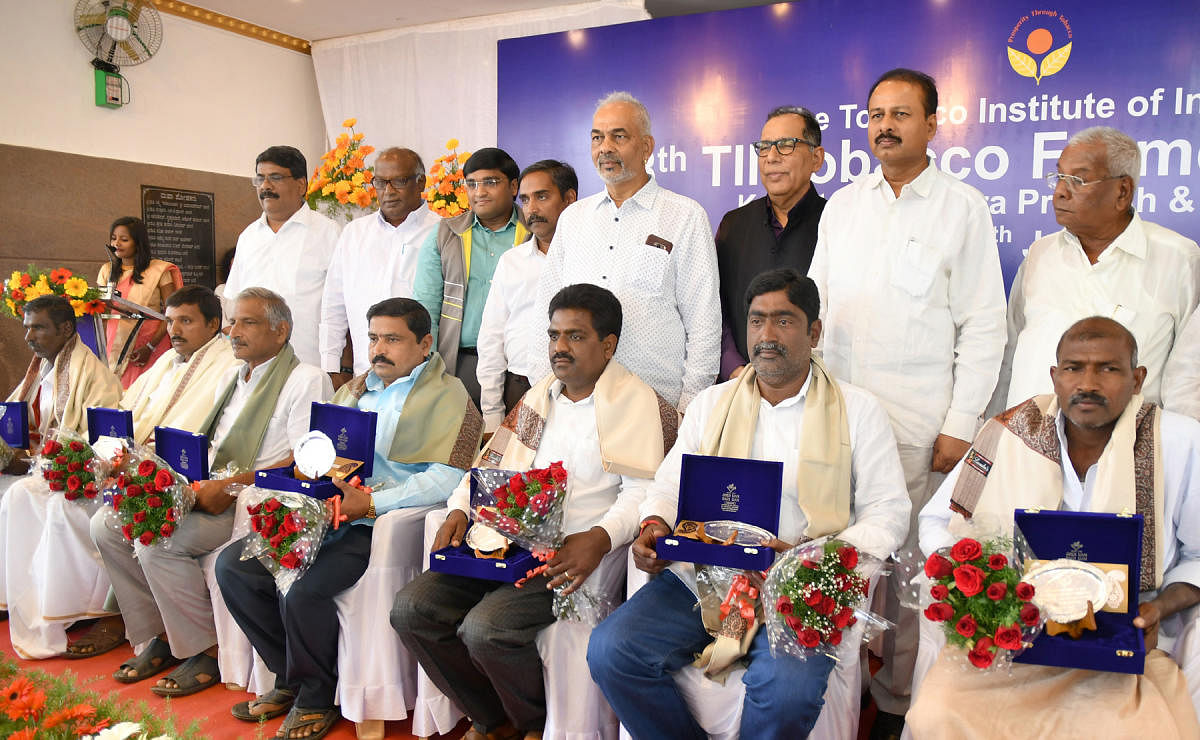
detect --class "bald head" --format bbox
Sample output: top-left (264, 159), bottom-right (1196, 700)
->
top-left (374, 147), bottom-right (426, 225)
top-left (1055, 316), bottom-right (1138, 368)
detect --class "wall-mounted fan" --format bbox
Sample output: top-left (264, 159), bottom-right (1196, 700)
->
top-left (74, 0), bottom-right (163, 107)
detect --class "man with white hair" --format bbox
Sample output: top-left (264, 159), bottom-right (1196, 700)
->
top-left (525, 91), bottom-right (721, 411)
top-left (992, 126), bottom-right (1200, 412)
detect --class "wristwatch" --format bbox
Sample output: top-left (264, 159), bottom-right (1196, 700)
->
top-left (340, 365), bottom-right (354, 374)
top-left (366, 495), bottom-right (377, 520)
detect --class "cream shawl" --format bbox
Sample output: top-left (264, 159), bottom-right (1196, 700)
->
top-left (7, 335), bottom-right (121, 441)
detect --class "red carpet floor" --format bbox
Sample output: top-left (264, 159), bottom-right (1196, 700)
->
top-left (0, 621), bottom-right (469, 739)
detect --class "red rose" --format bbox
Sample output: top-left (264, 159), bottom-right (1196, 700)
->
top-left (930, 584), bottom-right (950, 600)
top-left (968, 636), bottom-right (995, 669)
top-left (133, 510), bottom-right (146, 523)
top-left (40, 441), bottom-right (55, 456)
top-left (950, 538), bottom-right (983, 563)
top-left (1019, 603), bottom-right (1040, 626)
top-left (923, 602), bottom-right (954, 622)
top-left (67, 475), bottom-right (81, 492)
top-left (804, 589), bottom-right (823, 607)
top-left (64, 490), bottom-right (80, 501)
top-left (508, 474), bottom-right (525, 495)
top-left (818, 596), bottom-right (837, 616)
top-left (116, 473), bottom-right (127, 488)
top-left (69, 440), bottom-right (85, 453)
top-left (802, 559), bottom-right (819, 569)
top-left (994, 625), bottom-right (1022, 651)
top-left (147, 496), bottom-right (163, 509)
top-left (837, 545), bottom-right (859, 570)
top-left (264, 498), bottom-right (283, 513)
top-left (139, 530), bottom-right (155, 545)
top-left (67, 461), bottom-right (82, 472)
top-left (476, 507), bottom-right (496, 522)
top-left (247, 503), bottom-right (263, 515)
top-left (833, 606), bottom-right (855, 629)
top-left (127, 484), bottom-right (143, 497)
top-left (137, 460), bottom-right (157, 477)
top-left (260, 515), bottom-right (277, 534)
top-left (955, 614), bottom-right (977, 638)
top-left (986, 582), bottom-right (1007, 601)
top-left (1016, 582), bottom-right (1035, 601)
top-left (776, 596), bottom-right (794, 616)
top-left (924, 553), bottom-right (954, 579)
top-left (784, 615), bottom-right (803, 633)
top-left (121, 523), bottom-right (134, 540)
top-left (798, 628), bottom-right (821, 648)
top-left (84, 482), bottom-right (97, 498)
top-left (827, 629), bottom-right (843, 646)
top-left (279, 551), bottom-right (302, 569)
top-left (953, 564), bottom-right (986, 597)
top-left (549, 462), bottom-right (567, 483)
top-left (988, 553), bottom-right (1008, 570)
top-left (166, 507), bottom-right (176, 522)
top-left (112, 493), bottom-right (124, 509)
top-left (154, 469), bottom-right (174, 490)
top-left (160, 523), bottom-right (175, 538)
top-left (269, 532), bottom-right (285, 549)
top-left (142, 480), bottom-right (157, 495)
top-left (55, 455), bottom-right (68, 465)
top-left (48, 481), bottom-right (64, 491)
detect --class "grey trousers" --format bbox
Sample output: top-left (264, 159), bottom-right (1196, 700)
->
top-left (90, 505), bottom-right (234, 659)
top-left (391, 570), bottom-right (555, 733)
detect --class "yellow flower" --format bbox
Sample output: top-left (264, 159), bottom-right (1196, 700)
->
top-left (342, 117), bottom-right (357, 128)
top-left (23, 285), bottom-right (42, 301)
top-left (63, 276), bottom-right (88, 298)
top-left (446, 203), bottom-right (461, 216)
top-left (446, 138), bottom-right (459, 150)
top-left (35, 275), bottom-right (50, 291)
top-left (322, 183), bottom-right (335, 196)
top-left (351, 171), bottom-right (365, 186)
top-left (8, 271), bottom-right (20, 290)
top-left (334, 181), bottom-right (353, 196)
top-left (5, 298), bottom-right (14, 314)
top-left (353, 133), bottom-right (364, 142)
top-left (70, 299), bottom-right (85, 316)
top-left (336, 133), bottom-right (350, 147)
top-left (456, 194), bottom-right (468, 208)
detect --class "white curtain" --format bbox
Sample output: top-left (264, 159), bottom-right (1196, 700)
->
top-left (310, 1), bottom-right (649, 169)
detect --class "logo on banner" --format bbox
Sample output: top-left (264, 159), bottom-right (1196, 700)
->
top-left (1007, 10), bottom-right (1073, 85)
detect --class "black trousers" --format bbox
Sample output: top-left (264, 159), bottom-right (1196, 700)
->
top-left (456, 349), bottom-right (482, 410)
top-left (502, 372), bottom-right (532, 415)
top-left (215, 524), bottom-right (373, 708)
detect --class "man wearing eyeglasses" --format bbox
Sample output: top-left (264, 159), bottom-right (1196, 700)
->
top-left (225, 145), bottom-right (342, 367)
top-left (320, 147), bottom-right (440, 389)
top-left (715, 106), bottom-right (826, 379)
top-left (413, 147), bottom-right (528, 408)
top-left (992, 126), bottom-right (1200, 413)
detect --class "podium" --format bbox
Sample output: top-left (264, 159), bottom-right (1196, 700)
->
top-left (83, 283), bottom-right (167, 365)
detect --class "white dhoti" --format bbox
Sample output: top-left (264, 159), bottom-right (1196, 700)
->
top-left (0, 475), bottom-right (115, 658)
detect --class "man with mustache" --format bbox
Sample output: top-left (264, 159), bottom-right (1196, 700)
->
top-left (993, 127), bottom-right (1200, 413)
top-left (394, 283), bottom-right (676, 740)
top-left (909, 317), bottom-right (1200, 737)
top-left (220, 296), bottom-right (479, 740)
top-left (224, 145), bottom-right (342, 366)
top-left (476, 160), bottom-right (578, 436)
top-left (807, 68), bottom-right (1007, 732)
top-left (414, 148), bottom-right (529, 409)
top-left (525, 92), bottom-right (720, 413)
top-left (716, 106), bottom-right (826, 379)
top-left (85, 288), bottom-right (329, 699)
top-left (589, 268), bottom-right (909, 739)
top-left (320, 147), bottom-right (441, 389)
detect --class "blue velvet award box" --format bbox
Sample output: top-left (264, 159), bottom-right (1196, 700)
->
top-left (429, 469), bottom-right (540, 581)
top-left (0, 402), bottom-right (29, 449)
top-left (655, 454), bottom-right (784, 570)
top-left (86, 407), bottom-right (134, 444)
top-left (255, 402), bottom-right (377, 500)
top-left (154, 426), bottom-right (209, 482)
top-left (1013, 509), bottom-right (1146, 674)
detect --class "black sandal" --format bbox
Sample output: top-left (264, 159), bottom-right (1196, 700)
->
top-left (113, 638), bottom-right (180, 683)
top-left (273, 705), bottom-right (341, 740)
top-left (232, 688), bottom-right (296, 722)
top-left (150, 652), bottom-right (221, 697)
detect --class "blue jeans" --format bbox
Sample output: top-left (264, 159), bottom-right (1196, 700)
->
top-left (588, 570), bottom-right (834, 740)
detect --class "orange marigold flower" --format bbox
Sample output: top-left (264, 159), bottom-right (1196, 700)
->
top-left (49, 267), bottom-right (72, 284)
top-left (437, 180), bottom-right (453, 196)
top-left (358, 145), bottom-right (375, 156)
top-left (336, 191), bottom-right (350, 204)
top-left (353, 132), bottom-right (364, 142)
top-left (353, 189), bottom-right (372, 208)
top-left (9, 728), bottom-right (34, 740)
top-left (446, 138), bottom-right (460, 150)
top-left (458, 152), bottom-right (471, 165)
top-left (336, 133), bottom-right (350, 146)
top-left (362, 170), bottom-right (374, 182)
top-left (19, 274), bottom-right (31, 287)
top-left (11, 289), bottom-right (24, 301)
top-left (342, 117), bottom-right (357, 128)
top-left (342, 164), bottom-right (355, 177)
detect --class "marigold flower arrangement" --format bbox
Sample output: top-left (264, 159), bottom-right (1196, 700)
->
top-left (306, 117), bottom-right (377, 221)
top-left (38, 433), bottom-right (101, 503)
top-left (240, 489), bottom-right (330, 595)
top-left (109, 451), bottom-right (195, 547)
top-left (922, 536), bottom-right (1041, 669)
top-left (471, 461), bottom-right (568, 550)
top-left (4, 265), bottom-right (104, 320)
top-left (424, 138), bottom-right (471, 217)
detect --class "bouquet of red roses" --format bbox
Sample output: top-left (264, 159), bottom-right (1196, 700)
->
top-left (107, 446), bottom-right (196, 548)
top-left (763, 537), bottom-right (891, 660)
top-left (240, 488), bottom-right (330, 595)
top-left (36, 431), bottom-right (104, 504)
top-left (921, 536), bottom-right (1042, 669)
top-left (469, 462), bottom-right (568, 552)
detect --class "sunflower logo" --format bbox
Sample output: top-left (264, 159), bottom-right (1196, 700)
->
top-left (1007, 11), bottom-right (1073, 85)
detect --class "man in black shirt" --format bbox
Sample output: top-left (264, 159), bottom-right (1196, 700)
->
top-left (715, 106), bottom-right (826, 378)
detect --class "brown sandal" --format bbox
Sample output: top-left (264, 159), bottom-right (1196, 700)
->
top-left (63, 617), bottom-right (126, 659)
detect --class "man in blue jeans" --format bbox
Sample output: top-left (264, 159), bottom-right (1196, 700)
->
top-left (587, 269), bottom-right (910, 738)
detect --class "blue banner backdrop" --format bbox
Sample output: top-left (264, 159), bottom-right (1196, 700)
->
top-left (497, 0), bottom-right (1200, 288)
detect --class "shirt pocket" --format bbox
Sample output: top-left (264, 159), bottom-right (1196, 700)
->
top-left (890, 237), bottom-right (941, 298)
top-left (626, 245), bottom-right (672, 296)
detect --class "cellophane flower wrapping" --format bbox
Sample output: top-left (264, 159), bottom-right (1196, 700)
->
top-left (468, 463), bottom-right (567, 553)
top-left (104, 444), bottom-right (196, 549)
top-left (763, 537), bottom-right (891, 661)
top-left (0, 436), bottom-right (14, 472)
top-left (239, 487), bottom-right (330, 595)
top-left (695, 564), bottom-right (767, 638)
top-left (919, 534), bottom-right (1045, 671)
top-left (35, 430), bottom-right (111, 507)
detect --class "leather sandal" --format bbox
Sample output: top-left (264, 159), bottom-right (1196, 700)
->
top-left (273, 705), bottom-right (341, 740)
top-left (113, 637), bottom-right (180, 684)
top-left (150, 652), bottom-right (221, 697)
top-left (63, 617), bottom-right (126, 659)
top-left (232, 688), bottom-right (296, 722)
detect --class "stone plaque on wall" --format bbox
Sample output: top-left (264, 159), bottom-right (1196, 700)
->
top-left (141, 186), bottom-right (216, 288)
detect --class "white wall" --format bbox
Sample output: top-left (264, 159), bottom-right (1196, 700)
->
top-left (0, 1), bottom-right (326, 176)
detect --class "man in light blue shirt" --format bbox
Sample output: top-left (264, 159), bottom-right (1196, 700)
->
top-left (216, 297), bottom-right (482, 738)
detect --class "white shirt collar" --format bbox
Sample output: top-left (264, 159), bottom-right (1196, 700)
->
top-left (548, 378), bottom-right (596, 407)
top-left (1062, 212), bottom-right (1147, 262)
top-left (759, 370), bottom-right (813, 410)
top-left (239, 352), bottom-right (279, 386)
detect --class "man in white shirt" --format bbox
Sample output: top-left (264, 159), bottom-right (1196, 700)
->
top-left (225, 145), bottom-right (342, 366)
top-left (994, 127), bottom-right (1200, 413)
top-left (589, 269), bottom-right (910, 739)
top-left (1164, 310), bottom-right (1200, 421)
top-left (808, 68), bottom-right (1007, 725)
top-left (89, 287), bottom-right (330, 697)
top-left (320, 147), bottom-right (441, 387)
top-left (910, 318), bottom-right (1200, 738)
top-left (477, 160), bottom-right (578, 434)
top-left (393, 284), bottom-right (678, 740)
top-left (526, 91), bottom-right (721, 411)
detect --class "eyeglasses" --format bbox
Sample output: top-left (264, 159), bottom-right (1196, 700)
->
top-left (376, 175), bottom-right (420, 191)
top-left (1045, 172), bottom-right (1126, 192)
top-left (464, 177), bottom-right (505, 190)
top-left (251, 173), bottom-right (298, 187)
top-left (752, 137), bottom-right (817, 156)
